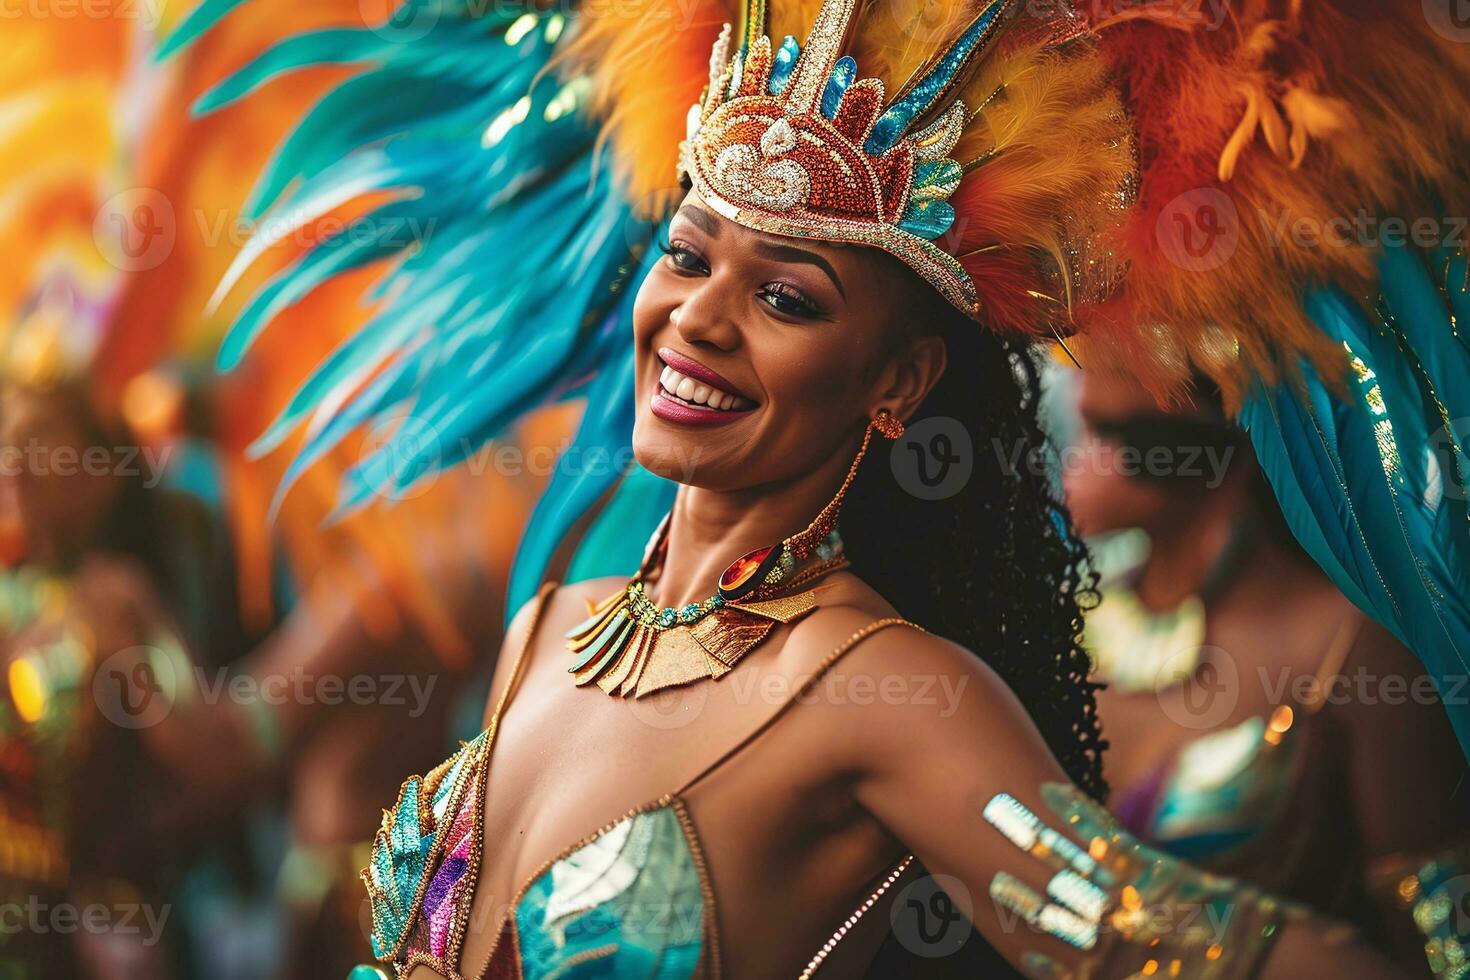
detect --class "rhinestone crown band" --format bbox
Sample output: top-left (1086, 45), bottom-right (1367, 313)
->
top-left (679, 0), bottom-right (1021, 317)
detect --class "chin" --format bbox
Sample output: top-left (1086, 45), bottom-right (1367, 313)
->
top-left (631, 407), bottom-right (715, 488)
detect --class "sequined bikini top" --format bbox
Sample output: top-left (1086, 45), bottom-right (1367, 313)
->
top-left (353, 585), bottom-right (917, 980)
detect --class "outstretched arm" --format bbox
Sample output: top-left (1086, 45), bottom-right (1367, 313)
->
top-left (825, 626), bottom-right (1405, 978)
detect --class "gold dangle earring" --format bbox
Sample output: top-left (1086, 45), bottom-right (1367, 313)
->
top-left (783, 409), bottom-right (905, 561)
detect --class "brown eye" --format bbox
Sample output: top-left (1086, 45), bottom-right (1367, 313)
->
top-left (758, 282), bottom-right (822, 318)
top-left (659, 240), bottom-right (708, 275)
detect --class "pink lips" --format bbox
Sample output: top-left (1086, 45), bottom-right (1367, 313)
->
top-left (657, 348), bottom-right (752, 401)
top-left (650, 347), bottom-right (757, 427)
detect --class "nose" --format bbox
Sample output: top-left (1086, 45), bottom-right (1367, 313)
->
top-left (671, 278), bottom-right (742, 352)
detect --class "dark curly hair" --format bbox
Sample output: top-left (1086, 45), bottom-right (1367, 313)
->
top-left (840, 284), bottom-right (1109, 802)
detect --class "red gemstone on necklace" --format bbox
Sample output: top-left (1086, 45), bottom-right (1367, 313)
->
top-left (720, 545), bottom-right (774, 593)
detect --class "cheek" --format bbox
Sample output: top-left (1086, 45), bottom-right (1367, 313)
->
top-left (631, 270), bottom-right (676, 348)
top-left (756, 323), bottom-right (877, 412)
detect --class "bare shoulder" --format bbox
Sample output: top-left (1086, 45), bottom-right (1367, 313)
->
top-left (504, 576), bottom-right (625, 636)
top-left (480, 576), bottom-right (626, 727)
top-left (780, 571), bottom-right (1022, 718)
top-left (777, 579), bottom-right (1061, 786)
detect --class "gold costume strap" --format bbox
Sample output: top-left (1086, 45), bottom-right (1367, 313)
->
top-left (673, 617), bottom-right (917, 796)
top-left (667, 616), bottom-right (920, 977)
top-left (484, 581), bottom-right (559, 748)
top-left (1299, 612), bottom-right (1363, 714)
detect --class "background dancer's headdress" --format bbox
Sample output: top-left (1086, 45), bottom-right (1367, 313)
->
top-left (167, 0), bottom-right (1470, 757)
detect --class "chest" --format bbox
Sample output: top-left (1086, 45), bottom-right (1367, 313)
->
top-left (472, 624), bottom-right (838, 917)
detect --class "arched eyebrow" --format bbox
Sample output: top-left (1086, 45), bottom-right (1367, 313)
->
top-left (675, 204), bottom-right (719, 236)
top-left (752, 241), bottom-right (846, 299)
top-left (675, 203), bottom-right (847, 299)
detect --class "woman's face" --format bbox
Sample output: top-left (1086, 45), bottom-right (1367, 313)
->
top-left (631, 191), bottom-right (940, 490)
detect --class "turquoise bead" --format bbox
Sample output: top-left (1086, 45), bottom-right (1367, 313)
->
top-left (347, 967), bottom-right (392, 980)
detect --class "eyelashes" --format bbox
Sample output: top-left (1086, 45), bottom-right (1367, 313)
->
top-left (658, 239), bottom-right (828, 320)
top-left (659, 239), bottom-right (709, 274)
top-left (758, 281), bottom-right (822, 317)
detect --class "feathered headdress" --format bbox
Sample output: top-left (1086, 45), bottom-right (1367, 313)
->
top-left (169, 0), bottom-right (1470, 755)
top-left (572, 0), bottom-right (1132, 338)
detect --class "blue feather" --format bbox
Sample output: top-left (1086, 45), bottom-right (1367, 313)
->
top-left (155, 0), bottom-right (254, 60)
top-left (1242, 244), bottom-right (1470, 756)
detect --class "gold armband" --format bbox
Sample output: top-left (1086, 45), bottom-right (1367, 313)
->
top-left (982, 784), bottom-right (1312, 979)
top-left (1370, 839), bottom-right (1470, 979)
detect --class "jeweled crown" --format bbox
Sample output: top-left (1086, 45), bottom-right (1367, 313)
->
top-left (679, 0), bottom-right (1019, 317)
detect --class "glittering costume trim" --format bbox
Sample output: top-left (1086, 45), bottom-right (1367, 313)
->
top-left (679, 0), bottom-right (1022, 319)
top-left (982, 784), bottom-right (1306, 978)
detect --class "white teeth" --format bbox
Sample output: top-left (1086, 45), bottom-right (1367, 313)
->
top-left (658, 364), bottom-right (748, 412)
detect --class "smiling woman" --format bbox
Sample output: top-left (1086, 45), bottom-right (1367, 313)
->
top-left (344, 0), bottom-right (1406, 970)
top-left (167, 0), bottom-right (1470, 975)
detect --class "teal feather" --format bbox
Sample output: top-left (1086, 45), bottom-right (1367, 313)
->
top-left (1383, 245), bottom-right (1470, 423)
top-left (219, 198), bottom-right (436, 372)
top-left (1241, 243), bottom-right (1470, 756)
top-left (864, 0), bottom-right (1012, 154)
top-left (265, 363), bottom-right (421, 521)
top-left (1434, 247), bottom-right (1470, 359)
top-left (506, 280), bottom-right (653, 611)
top-left (155, 0), bottom-right (253, 60)
top-left (208, 148), bottom-right (427, 310)
top-left (566, 465), bottom-right (677, 584)
top-left (1241, 379), bottom-right (1382, 619)
top-left (238, 72), bottom-right (480, 219)
top-left (192, 30), bottom-right (398, 114)
top-left (170, 4), bottom-right (661, 600)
